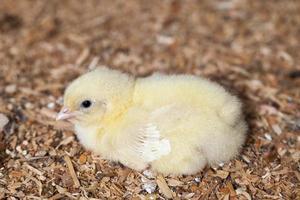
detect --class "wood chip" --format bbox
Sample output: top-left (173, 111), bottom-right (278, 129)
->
top-left (64, 155), bottom-right (81, 188)
top-left (75, 48), bottom-right (90, 67)
top-left (272, 124), bottom-right (282, 135)
top-left (5, 84), bottom-right (17, 94)
top-left (29, 176), bottom-right (43, 195)
top-left (55, 185), bottom-right (77, 199)
top-left (156, 175), bottom-right (174, 199)
top-left (0, 113), bottom-right (9, 131)
top-left (213, 170), bottom-right (229, 179)
top-left (9, 170), bottom-right (24, 178)
top-left (56, 136), bottom-right (75, 149)
top-left (167, 178), bottom-right (184, 187)
top-left (24, 163), bottom-right (45, 177)
top-left (78, 153), bottom-right (87, 165)
top-left (236, 188), bottom-right (252, 200)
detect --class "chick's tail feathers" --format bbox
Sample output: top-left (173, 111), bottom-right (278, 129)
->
top-left (201, 120), bottom-right (247, 165)
top-left (218, 96), bottom-right (243, 126)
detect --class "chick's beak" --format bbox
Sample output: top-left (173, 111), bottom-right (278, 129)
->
top-left (56, 107), bottom-right (76, 121)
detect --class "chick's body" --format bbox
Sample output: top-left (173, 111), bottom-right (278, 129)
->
top-left (60, 68), bottom-right (247, 175)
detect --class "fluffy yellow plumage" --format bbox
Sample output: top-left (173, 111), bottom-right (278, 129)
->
top-left (57, 67), bottom-right (247, 175)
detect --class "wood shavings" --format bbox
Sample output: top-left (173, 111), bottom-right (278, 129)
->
top-left (5, 84), bottom-right (17, 94)
top-left (55, 185), bottom-right (77, 199)
top-left (182, 192), bottom-right (195, 199)
top-left (29, 176), bottom-right (43, 195)
top-left (271, 124), bottom-right (282, 135)
top-left (56, 136), bottom-right (75, 149)
top-left (78, 153), bottom-right (88, 165)
top-left (75, 48), bottom-right (90, 67)
top-left (9, 170), bottom-right (23, 178)
top-left (0, 113), bottom-right (9, 131)
top-left (23, 163), bottom-right (46, 180)
top-left (156, 35), bottom-right (175, 46)
top-left (167, 178), bottom-right (183, 187)
top-left (242, 155), bottom-right (251, 163)
top-left (64, 155), bottom-right (81, 188)
top-left (27, 108), bottom-right (73, 131)
top-left (0, 0), bottom-right (299, 199)
top-left (156, 175), bottom-right (174, 199)
top-left (236, 188), bottom-right (252, 200)
top-left (212, 170), bottom-right (229, 179)
top-left (88, 57), bottom-right (100, 70)
top-left (264, 133), bottom-right (272, 141)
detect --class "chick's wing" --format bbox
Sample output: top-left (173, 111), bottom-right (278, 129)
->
top-left (116, 104), bottom-right (197, 164)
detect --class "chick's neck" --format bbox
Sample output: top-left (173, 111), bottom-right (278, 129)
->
top-left (98, 80), bottom-right (136, 136)
top-left (101, 101), bottom-right (132, 130)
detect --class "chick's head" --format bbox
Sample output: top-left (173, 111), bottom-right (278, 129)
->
top-left (56, 68), bottom-right (135, 127)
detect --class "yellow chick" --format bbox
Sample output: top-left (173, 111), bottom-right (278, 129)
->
top-left (56, 67), bottom-right (247, 175)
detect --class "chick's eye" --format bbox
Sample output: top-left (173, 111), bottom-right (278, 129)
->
top-left (81, 100), bottom-right (92, 108)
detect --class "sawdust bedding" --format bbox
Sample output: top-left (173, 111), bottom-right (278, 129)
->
top-left (0, 0), bottom-right (299, 199)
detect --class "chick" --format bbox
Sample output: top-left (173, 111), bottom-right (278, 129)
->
top-left (57, 67), bottom-right (247, 175)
